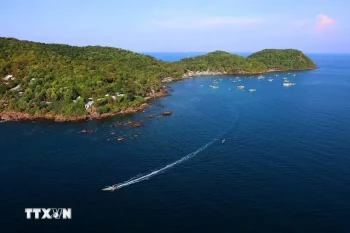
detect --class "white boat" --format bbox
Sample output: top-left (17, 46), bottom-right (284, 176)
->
top-left (209, 85), bottom-right (219, 89)
top-left (283, 82), bottom-right (296, 87)
top-left (222, 139), bottom-right (226, 144)
top-left (102, 186), bottom-right (118, 191)
top-left (228, 88), bottom-right (231, 91)
top-left (249, 89), bottom-right (256, 92)
top-left (268, 79), bottom-right (273, 82)
top-left (0, 120), bottom-right (7, 123)
top-left (236, 85), bottom-right (245, 90)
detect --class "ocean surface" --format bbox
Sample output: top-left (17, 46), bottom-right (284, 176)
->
top-left (1, 53), bottom-right (350, 233)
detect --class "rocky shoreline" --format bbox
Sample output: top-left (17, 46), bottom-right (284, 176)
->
top-left (181, 67), bottom-right (316, 78)
top-left (0, 67), bottom-right (315, 122)
top-left (0, 88), bottom-right (169, 122)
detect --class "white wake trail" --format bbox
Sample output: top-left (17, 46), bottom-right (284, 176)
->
top-left (104, 138), bottom-right (217, 191)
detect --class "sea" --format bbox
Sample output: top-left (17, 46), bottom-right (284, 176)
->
top-left (0, 53), bottom-right (350, 233)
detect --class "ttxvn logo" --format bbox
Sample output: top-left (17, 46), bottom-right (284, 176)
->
top-left (25, 208), bottom-right (72, 219)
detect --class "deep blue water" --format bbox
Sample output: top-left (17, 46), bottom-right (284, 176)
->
top-left (1, 54), bottom-right (350, 233)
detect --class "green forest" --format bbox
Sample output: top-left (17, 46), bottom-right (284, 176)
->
top-left (248, 49), bottom-right (317, 70)
top-left (0, 37), bottom-right (316, 119)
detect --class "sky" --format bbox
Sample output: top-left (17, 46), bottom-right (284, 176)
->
top-left (1, 0), bottom-right (350, 53)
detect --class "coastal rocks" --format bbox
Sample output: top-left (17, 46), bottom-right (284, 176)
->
top-left (115, 120), bottom-right (144, 127)
top-left (0, 111), bottom-right (86, 122)
top-left (161, 111), bottom-right (172, 116)
top-left (183, 70), bottom-right (223, 78)
top-left (161, 77), bottom-right (174, 83)
top-left (144, 90), bottom-right (169, 100)
top-left (114, 134), bottom-right (139, 142)
top-left (148, 111), bottom-right (173, 118)
top-left (131, 121), bottom-right (143, 127)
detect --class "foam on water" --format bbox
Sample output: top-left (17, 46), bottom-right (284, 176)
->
top-left (104, 138), bottom-right (217, 191)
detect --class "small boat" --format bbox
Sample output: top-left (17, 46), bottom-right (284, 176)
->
top-left (236, 85), bottom-right (245, 90)
top-left (86, 117), bottom-right (93, 122)
top-left (283, 82), bottom-right (296, 87)
top-left (228, 88), bottom-right (231, 91)
top-left (268, 79), bottom-right (273, 82)
top-left (0, 120), bottom-right (7, 123)
top-left (249, 89), bottom-right (256, 92)
top-left (102, 186), bottom-right (118, 191)
top-left (222, 139), bottom-right (226, 144)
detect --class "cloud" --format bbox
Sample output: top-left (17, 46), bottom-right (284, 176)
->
top-left (153, 17), bottom-right (264, 29)
top-left (315, 14), bottom-right (335, 30)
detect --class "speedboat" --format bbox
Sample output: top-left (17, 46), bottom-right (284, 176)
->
top-left (283, 82), bottom-right (296, 87)
top-left (102, 186), bottom-right (118, 191)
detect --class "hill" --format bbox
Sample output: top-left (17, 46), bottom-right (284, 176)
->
top-left (177, 51), bottom-right (267, 75)
top-left (0, 38), bottom-right (317, 121)
top-left (0, 37), bottom-right (182, 119)
top-left (248, 49), bottom-right (317, 71)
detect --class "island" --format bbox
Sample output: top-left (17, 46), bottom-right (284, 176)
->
top-left (0, 37), bottom-right (317, 121)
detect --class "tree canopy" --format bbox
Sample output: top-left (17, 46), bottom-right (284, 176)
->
top-left (0, 38), bottom-right (316, 119)
top-left (248, 49), bottom-right (317, 70)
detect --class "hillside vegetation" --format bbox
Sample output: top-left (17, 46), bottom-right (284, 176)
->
top-left (0, 38), bottom-right (316, 120)
top-left (177, 51), bottom-right (267, 73)
top-left (248, 49), bottom-right (317, 70)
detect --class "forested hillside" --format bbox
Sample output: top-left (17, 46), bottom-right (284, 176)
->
top-left (248, 49), bottom-right (317, 70)
top-left (0, 38), bottom-right (317, 120)
top-left (177, 51), bottom-right (267, 73)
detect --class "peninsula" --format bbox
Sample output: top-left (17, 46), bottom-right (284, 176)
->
top-left (0, 37), bottom-right (317, 121)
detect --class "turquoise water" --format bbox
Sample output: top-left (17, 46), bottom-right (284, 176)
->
top-left (1, 54), bottom-right (350, 233)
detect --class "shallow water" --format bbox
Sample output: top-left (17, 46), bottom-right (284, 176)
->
top-left (1, 54), bottom-right (350, 233)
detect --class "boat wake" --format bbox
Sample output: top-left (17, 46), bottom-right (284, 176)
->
top-left (103, 138), bottom-right (217, 191)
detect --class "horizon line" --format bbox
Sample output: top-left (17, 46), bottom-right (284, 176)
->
top-left (2, 36), bottom-right (349, 55)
